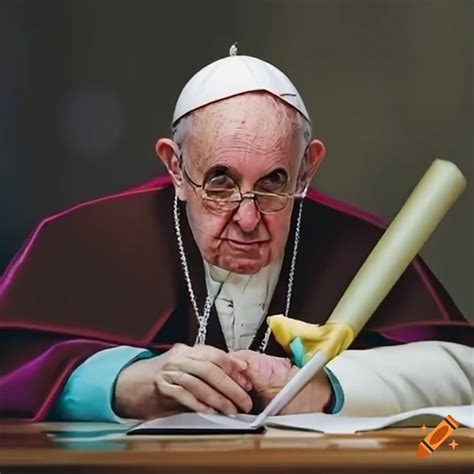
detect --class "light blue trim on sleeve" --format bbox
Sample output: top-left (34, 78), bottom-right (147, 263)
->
top-left (49, 345), bottom-right (155, 423)
top-left (324, 367), bottom-right (344, 414)
top-left (288, 339), bottom-right (344, 413)
top-left (288, 339), bottom-right (343, 414)
top-left (289, 337), bottom-right (306, 368)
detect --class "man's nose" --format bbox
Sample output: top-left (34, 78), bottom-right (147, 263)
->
top-left (232, 198), bottom-right (261, 232)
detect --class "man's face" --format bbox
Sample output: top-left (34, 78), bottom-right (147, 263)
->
top-left (179, 94), bottom-right (305, 275)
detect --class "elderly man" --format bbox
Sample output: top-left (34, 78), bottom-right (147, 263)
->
top-left (0, 52), bottom-right (472, 422)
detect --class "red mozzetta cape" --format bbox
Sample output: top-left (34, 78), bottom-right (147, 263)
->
top-left (0, 175), bottom-right (472, 420)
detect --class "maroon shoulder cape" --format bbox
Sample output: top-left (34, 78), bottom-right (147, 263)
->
top-left (0, 175), bottom-right (472, 421)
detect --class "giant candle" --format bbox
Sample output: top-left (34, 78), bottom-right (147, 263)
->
top-left (257, 159), bottom-right (466, 423)
top-left (326, 159), bottom-right (466, 335)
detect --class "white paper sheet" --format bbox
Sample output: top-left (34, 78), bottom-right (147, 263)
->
top-left (267, 405), bottom-right (473, 434)
top-left (128, 405), bottom-right (473, 435)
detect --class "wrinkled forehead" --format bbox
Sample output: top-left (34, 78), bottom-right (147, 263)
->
top-left (182, 93), bottom-right (305, 170)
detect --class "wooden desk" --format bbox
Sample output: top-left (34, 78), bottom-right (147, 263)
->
top-left (0, 422), bottom-right (472, 473)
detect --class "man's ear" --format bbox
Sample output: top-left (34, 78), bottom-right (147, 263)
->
top-left (155, 138), bottom-right (186, 200)
top-left (296, 139), bottom-right (326, 195)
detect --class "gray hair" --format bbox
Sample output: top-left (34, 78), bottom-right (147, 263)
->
top-left (171, 94), bottom-right (312, 157)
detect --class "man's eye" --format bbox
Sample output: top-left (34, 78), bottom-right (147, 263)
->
top-left (258, 172), bottom-right (287, 191)
top-left (206, 175), bottom-right (236, 190)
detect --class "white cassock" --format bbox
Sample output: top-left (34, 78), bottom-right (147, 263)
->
top-left (204, 260), bottom-right (474, 416)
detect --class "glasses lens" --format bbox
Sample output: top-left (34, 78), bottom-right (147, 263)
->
top-left (201, 175), bottom-right (289, 214)
top-left (202, 196), bottom-right (239, 212)
top-left (256, 194), bottom-right (288, 213)
top-left (203, 177), bottom-right (241, 212)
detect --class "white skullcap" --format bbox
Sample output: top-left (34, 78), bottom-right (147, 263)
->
top-left (172, 52), bottom-right (310, 125)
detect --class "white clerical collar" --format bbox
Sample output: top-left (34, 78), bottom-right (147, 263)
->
top-left (203, 255), bottom-right (284, 350)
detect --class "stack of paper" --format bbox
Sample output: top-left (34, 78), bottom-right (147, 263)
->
top-left (128, 405), bottom-right (473, 435)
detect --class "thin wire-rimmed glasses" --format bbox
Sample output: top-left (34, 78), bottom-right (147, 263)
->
top-left (179, 156), bottom-right (306, 214)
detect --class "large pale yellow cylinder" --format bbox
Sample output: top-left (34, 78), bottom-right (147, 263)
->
top-left (327, 159), bottom-right (466, 335)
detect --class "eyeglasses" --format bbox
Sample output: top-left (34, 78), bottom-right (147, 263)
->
top-left (179, 157), bottom-right (305, 214)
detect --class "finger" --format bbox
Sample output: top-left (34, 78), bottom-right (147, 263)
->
top-left (182, 360), bottom-right (251, 391)
top-left (229, 353), bottom-right (253, 370)
top-left (165, 349), bottom-right (250, 390)
top-left (228, 355), bottom-right (250, 374)
top-left (189, 345), bottom-right (252, 390)
top-left (174, 358), bottom-right (253, 413)
top-left (229, 367), bottom-right (253, 391)
top-left (158, 370), bottom-right (237, 415)
top-left (191, 345), bottom-right (247, 374)
top-left (230, 351), bottom-right (262, 380)
top-left (230, 357), bottom-right (248, 372)
top-left (157, 376), bottom-right (217, 415)
top-left (163, 370), bottom-right (240, 415)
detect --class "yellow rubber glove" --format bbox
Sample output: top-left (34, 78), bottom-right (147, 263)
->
top-left (267, 314), bottom-right (354, 367)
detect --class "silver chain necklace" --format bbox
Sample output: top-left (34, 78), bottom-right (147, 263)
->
top-left (173, 194), bottom-right (303, 352)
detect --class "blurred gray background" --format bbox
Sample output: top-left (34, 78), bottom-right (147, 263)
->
top-left (1, 0), bottom-right (472, 319)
